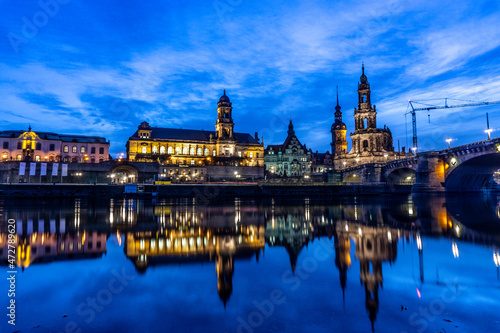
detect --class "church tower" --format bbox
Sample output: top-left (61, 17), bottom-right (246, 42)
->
top-left (215, 90), bottom-right (234, 141)
top-left (354, 64), bottom-right (377, 132)
top-left (331, 86), bottom-right (348, 156)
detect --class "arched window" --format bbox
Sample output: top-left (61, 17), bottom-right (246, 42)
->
top-left (152, 146), bottom-right (158, 154)
top-left (160, 146), bottom-right (165, 154)
top-left (168, 146), bottom-right (173, 154)
top-left (141, 146), bottom-right (147, 154)
top-left (63, 156), bottom-right (70, 162)
top-left (363, 140), bottom-right (369, 151)
top-left (189, 147), bottom-right (195, 155)
top-left (72, 146), bottom-right (77, 153)
top-left (80, 146), bottom-right (85, 153)
top-left (183, 147), bottom-right (188, 155)
top-left (63, 145), bottom-right (69, 153)
top-left (175, 146), bottom-right (181, 155)
top-left (204, 148), bottom-right (209, 156)
top-left (36, 143), bottom-right (41, 150)
top-left (213, 150), bottom-right (216, 156)
top-left (196, 148), bottom-right (202, 156)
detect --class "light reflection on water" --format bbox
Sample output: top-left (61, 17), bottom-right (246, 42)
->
top-left (1, 195), bottom-right (500, 333)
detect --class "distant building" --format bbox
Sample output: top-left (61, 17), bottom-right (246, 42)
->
top-left (126, 91), bottom-right (264, 167)
top-left (264, 120), bottom-right (311, 176)
top-left (310, 151), bottom-right (334, 174)
top-left (334, 65), bottom-right (404, 169)
top-left (0, 126), bottom-right (110, 163)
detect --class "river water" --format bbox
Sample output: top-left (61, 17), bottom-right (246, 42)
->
top-left (1, 194), bottom-right (500, 333)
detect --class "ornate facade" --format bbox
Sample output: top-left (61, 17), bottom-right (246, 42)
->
top-left (335, 65), bottom-right (403, 169)
top-left (264, 120), bottom-right (311, 176)
top-left (126, 91), bottom-right (264, 167)
top-left (331, 87), bottom-right (348, 156)
top-left (0, 127), bottom-right (109, 163)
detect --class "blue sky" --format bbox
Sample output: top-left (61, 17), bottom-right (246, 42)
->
top-left (1, 0), bottom-right (500, 156)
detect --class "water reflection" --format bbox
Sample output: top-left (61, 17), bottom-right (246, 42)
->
top-left (1, 195), bottom-right (500, 331)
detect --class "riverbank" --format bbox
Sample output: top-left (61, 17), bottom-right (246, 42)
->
top-left (0, 183), bottom-right (413, 198)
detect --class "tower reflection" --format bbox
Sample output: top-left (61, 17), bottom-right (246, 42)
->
top-left (1, 194), bottom-right (499, 329)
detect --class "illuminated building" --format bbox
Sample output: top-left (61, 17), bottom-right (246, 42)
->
top-left (264, 120), bottom-right (312, 177)
top-left (0, 126), bottom-right (109, 163)
top-left (335, 65), bottom-right (405, 169)
top-left (126, 91), bottom-right (264, 167)
top-left (331, 87), bottom-right (348, 156)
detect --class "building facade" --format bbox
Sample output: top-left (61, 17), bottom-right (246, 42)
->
top-left (331, 87), bottom-right (348, 156)
top-left (0, 127), bottom-right (110, 163)
top-left (264, 120), bottom-right (311, 176)
top-left (334, 65), bottom-right (403, 169)
top-left (126, 91), bottom-right (264, 167)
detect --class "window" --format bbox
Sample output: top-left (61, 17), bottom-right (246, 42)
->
top-left (213, 150), bottom-right (216, 156)
top-left (17, 142), bottom-right (22, 149)
top-left (189, 147), bottom-right (195, 155)
top-left (91, 158), bottom-right (95, 163)
top-left (72, 146), bottom-right (77, 153)
top-left (175, 147), bottom-right (181, 154)
top-left (63, 156), bottom-right (70, 162)
top-left (204, 148), bottom-right (209, 156)
top-left (197, 148), bottom-right (202, 156)
top-left (160, 146), bottom-right (166, 154)
top-left (152, 146), bottom-right (158, 154)
top-left (183, 147), bottom-right (188, 155)
top-left (99, 158), bottom-right (103, 163)
top-left (238, 151), bottom-right (242, 157)
top-left (168, 146), bottom-right (173, 154)
top-left (63, 145), bottom-right (69, 153)
top-left (3, 142), bottom-right (8, 149)
top-left (249, 152), bottom-right (253, 158)
top-left (256, 153), bottom-right (259, 158)
top-left (49, 144), bottom-right (55, 151)
top-left (191, 160), bottom-right (195, 165)
top-left (35, 143), bottom-right (41, 150)
top-left (80, 146), bottom-right (85, 153)
top-left (16, 155), bottom-right (21, 161)
top-left (90, 147), bottom-right (95, 154)
top-left (35, 155), bottom-right (40, 162)
top-left (141, 147), bottom-right (147, 154)
top-left (99, 147), bottom-right (104, 154)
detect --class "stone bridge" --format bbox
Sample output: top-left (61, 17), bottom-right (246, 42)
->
top-left (341, 138), bottom-right (500, 193)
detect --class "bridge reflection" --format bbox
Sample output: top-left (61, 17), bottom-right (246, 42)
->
top-left (1, 196), bottom-right (500, 329)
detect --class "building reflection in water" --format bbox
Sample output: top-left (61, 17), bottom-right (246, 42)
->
top-left (1, 194), bottom-right (500, 329)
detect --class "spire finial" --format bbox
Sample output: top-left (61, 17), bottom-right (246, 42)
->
top-left (223, 89), bottom-right (226, 95)
top-left (336, 85), bottom-right (339, 107)
top-left (362, 63), bottom-right (365, 74)
top-left (28, 125), bottom-right (31, 132)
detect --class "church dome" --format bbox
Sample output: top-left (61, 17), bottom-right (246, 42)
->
top-left (332, 121), bottom-right (346, 131)
top-left (218, 89), bottom-right (232, 107)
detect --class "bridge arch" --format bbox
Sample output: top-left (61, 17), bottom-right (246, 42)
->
top-left (343, 173), bottom-right (362, 183)
top-left (385, 168), bottom-right (416, 186)
top-left (110, 165), bottom-right (138, 183)
top-left (445, 153), bottom-right (500, 192)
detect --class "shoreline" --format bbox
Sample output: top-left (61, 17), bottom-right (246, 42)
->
top-left (0, 183), bottom-right (414, 198)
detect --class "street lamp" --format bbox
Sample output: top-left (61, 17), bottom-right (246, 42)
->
top-left (486, 129), bottom-right (493, 140)
top-left (446, 138), bottom-right (452, 148)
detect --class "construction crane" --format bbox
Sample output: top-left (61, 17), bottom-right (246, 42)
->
top-left (406, 98), bottom-right (500, 151)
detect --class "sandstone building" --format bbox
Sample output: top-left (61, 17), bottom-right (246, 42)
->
top-left (333, 65), bottom-right (403, 169)
top-left (0, 126), bottom-right (109, 163)
top-left (126, 91), bottom-right (264, 168)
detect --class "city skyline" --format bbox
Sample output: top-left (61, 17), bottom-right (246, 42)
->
top-left (2, 0), bottom-right (500, 156)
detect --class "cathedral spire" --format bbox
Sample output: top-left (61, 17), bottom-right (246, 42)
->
top-left (335, 86), bottom-right (342, 121)
top-left (360, 63), bottom-right (368, 84)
